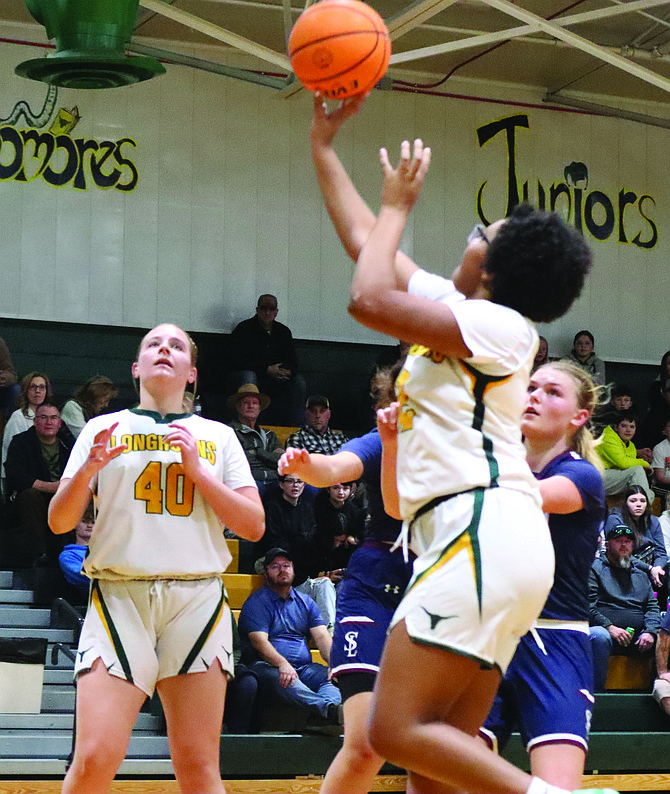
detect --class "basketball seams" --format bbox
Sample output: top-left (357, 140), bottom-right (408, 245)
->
top-left (290, 30), bottom-right (381, 59)
top-left (289, 3), bottom-right (386, 46)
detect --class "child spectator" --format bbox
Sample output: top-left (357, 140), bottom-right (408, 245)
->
top-left (648, 351), bottom-right (670, 414)
top-left (313, 483), bottom-right (364, 581)
top-left (569, 330), bottom-right (606, 385)
top-left (638, 376), bottom-right (670, 450)
top-left (58, 504), bottom-right (95, 589)
top-left (593, 383), bottom-right (635, 437)
top-left (597, 409), bottom-right (654, 503)
top-left (653, 418), bottom-right (670, 490)
top-left (530, 335), bottom-right (549, 375)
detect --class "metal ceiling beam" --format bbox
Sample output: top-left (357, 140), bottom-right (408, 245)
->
top-left (138, 0), bottom-right (291, 69)
top-left (386, 0), bottom-right (461, 40)
top-left (476, 0), bottom-right (670, 94)
top-left (128, 41), bottom-right (290, 87)
top-left (391, 0), bottom-right (670, 63)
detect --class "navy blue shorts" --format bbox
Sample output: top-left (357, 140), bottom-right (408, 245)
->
top-left (480, 627), bottom-right (594, 752)
top-left (330, 543), bottom-right (414, 680)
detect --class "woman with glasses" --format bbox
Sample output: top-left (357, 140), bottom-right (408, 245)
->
top-left (1, 372), bottom-right (52, 497)
top-left (48, 323), bottom-right (264, 794)
top-left (480, 361), bottom-right (605, 790)
top-left (310, 95), bottom-right (605, 794)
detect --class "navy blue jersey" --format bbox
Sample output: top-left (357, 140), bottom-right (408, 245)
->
top-left (536, 450), bottom-right (605, 621)
top-left (341, 429), bottom-right (403, 543)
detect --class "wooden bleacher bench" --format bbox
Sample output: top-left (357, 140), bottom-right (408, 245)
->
top-left (263, 425), bottom-right (300, 449)
top-left (222, 573), bottom-right (263, 610)
top-left (227, 538), bottom-right (239, 573)
top-left (604, 654), bottom-right (655, 691)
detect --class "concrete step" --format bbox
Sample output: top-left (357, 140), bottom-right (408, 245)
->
top-left (41, 688), bottom-right (75, 712)
top-left (0, 733), bottom-right (170, 758)
top-left (44, 669), bottom-right (74, 685)
top-left (0, 589), bottom-right (33, 605)
top-left (0, 712), bottom-right (161, 732)
top-left (0, 607), bottom-right (50, 627)
top-left (0, 627), bottom-right (74, 643)
top-left (0, 572), bottom-right (14, 589)
top-left (0, 758), bottom-right (174, 775)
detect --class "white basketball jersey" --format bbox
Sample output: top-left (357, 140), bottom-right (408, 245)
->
top-left (396, 270), bottom-right (540, 519)
top-left (63, 409), bottom-right (256, 580)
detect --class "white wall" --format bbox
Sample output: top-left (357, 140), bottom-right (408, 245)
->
top-left (2, 35), bottom-right (670, 365)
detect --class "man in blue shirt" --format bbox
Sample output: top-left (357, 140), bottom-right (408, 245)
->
top-left (238, 547), bottom-right (342, 727)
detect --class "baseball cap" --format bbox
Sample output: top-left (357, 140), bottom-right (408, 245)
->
top-left (606, 524), bottom-right (634, 541)
top-left (306, 395), bottom-right (329, 410)
top-left (261, 548), bottom-right (294, 568)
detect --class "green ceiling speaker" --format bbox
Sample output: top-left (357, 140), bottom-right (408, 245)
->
top-left (15, 0), bottom-right (166, 89)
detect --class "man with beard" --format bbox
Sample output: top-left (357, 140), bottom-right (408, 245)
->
top-left (238, 548), bottom-right (342, 728)
top-left (589, 524), bottom-right (661, 691)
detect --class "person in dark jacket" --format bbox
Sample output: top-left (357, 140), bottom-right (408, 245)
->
top-left (589, 523), bottom-right (661, 691)
top-left (5, 402), bottom-right (74, 564)
top-left (228, 294), bottom-right (305, 425)
top-left (229, 383), bottom-right (283, 495)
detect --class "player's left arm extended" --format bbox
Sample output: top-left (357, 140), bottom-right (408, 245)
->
top-left (310, 624), bottom-right (332, 665)
top-left (537, 475), bottom-right (584, 514)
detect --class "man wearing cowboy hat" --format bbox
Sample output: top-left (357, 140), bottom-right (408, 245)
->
top-left (229, 383), bottom-right (284, 495)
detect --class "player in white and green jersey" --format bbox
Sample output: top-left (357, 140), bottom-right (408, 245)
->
top-left (49, 323), bottom-right (264, 794)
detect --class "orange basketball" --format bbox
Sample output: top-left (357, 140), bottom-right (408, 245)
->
top-left (288, 0), bottom-right (390, 99)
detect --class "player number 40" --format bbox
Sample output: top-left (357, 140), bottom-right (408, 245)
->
top-left (134, 461), bottom-right (195, 516)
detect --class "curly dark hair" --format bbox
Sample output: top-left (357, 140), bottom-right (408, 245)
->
top-left (484, 203), bottom-right (592, 323)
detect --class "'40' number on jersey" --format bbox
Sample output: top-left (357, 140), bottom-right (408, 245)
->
top-left (134, 461), bottom-right (195, 516)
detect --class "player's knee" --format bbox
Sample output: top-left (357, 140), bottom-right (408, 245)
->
top-left (368, 708), bottom-right (401, 762)
top-left (344, 737), bottom-right (382, 773)
top-left (71, 741), bottom-right (126, 781)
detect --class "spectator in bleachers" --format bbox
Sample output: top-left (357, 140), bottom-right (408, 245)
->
top-left (58, 502), bottom-right (95, 589)
top-left (5, 402), bottom-right (74, 566)
top-left (637, 376), bottom-right (670, 450)
top-left (603, 486), bottom-right (667, 589)
top-left (652, 418), bottom-right (670, 498)
top-left (589, 524), bottom-right (660, 691)
top-left (1, 372), bottom-right (52, 496)
top-left (239, 548), bottom-right (342, 730)
top-left (569, 330), bottom-right (606, 385)
top-left (60, 376), bottom-right (118, 438)
top-left (647, 350), bottom-right (670, 414)
top-left (229, 383), bottom-right (283, 495)
top-left (287, 395), bottom-right (348, 455)
top-left (593, 383), bottom-right (634, 437)
top-left (597, 409), bottom-right (654, 503)
top-left (0, 337), bottom-right (19, 425)
top-left (259, 474), bottom-right (336, 629)
top-left (530, 335), bottom-right (549, 375)
top-left (653, 611), bottom-right (670, 716)
top-left (312, 483), bottom-right (364, 581)
top-left (228, 294), bottom-right (305, 426)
